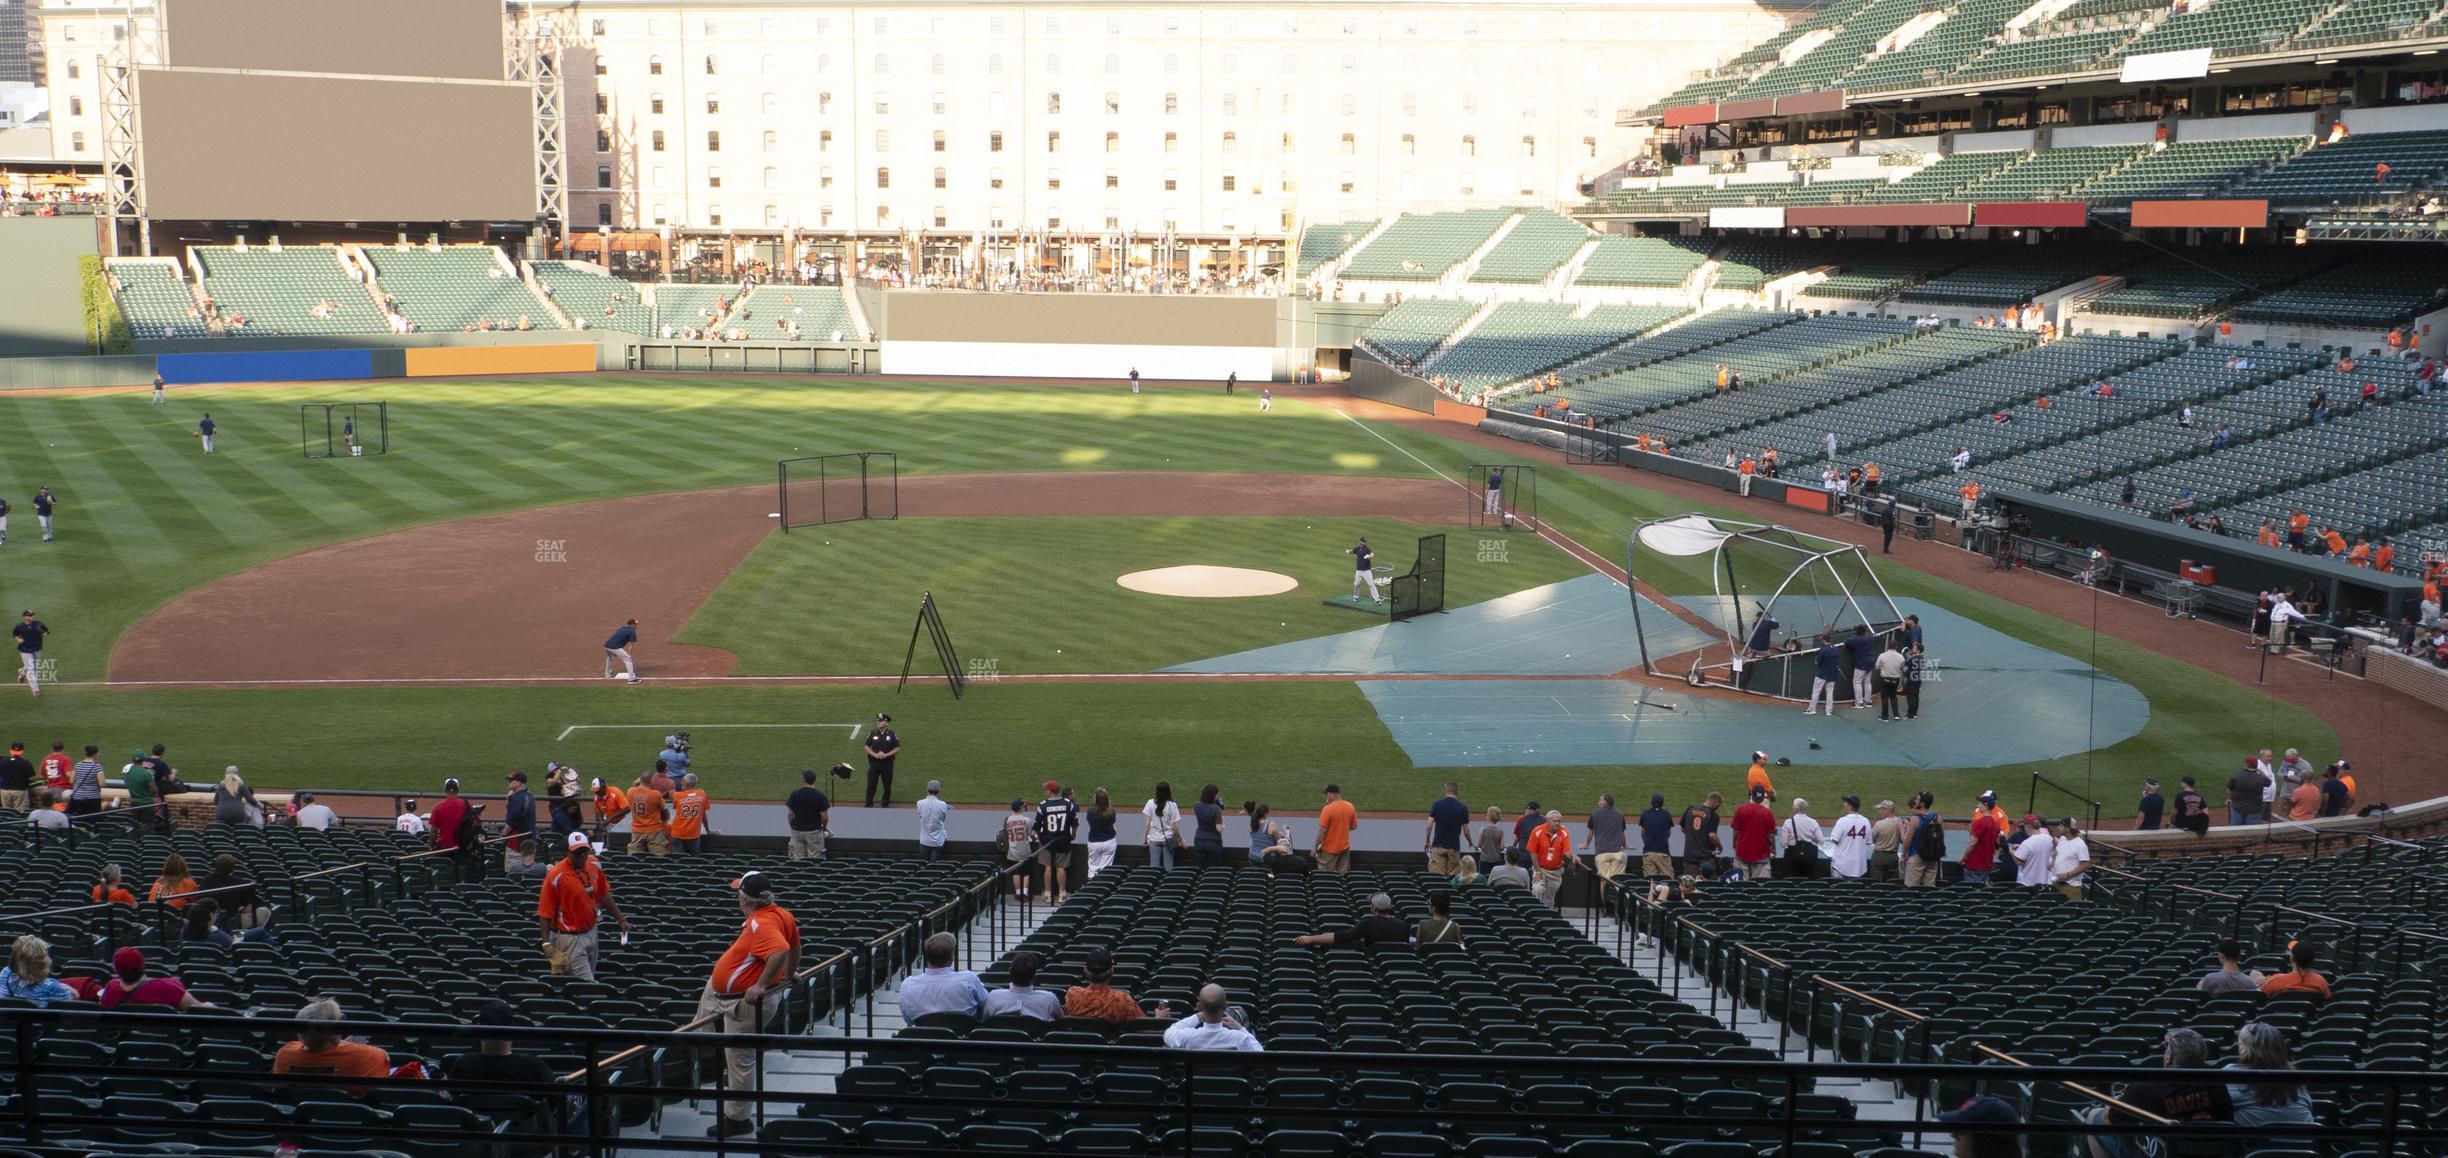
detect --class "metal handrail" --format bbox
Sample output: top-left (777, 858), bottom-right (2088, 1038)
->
top-left (1970, 1043), bottom-right (2177, 1127)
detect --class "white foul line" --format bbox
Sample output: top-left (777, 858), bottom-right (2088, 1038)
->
top-left (553, 722), bottom-right (865, 742)
top-left (1330, 406), bottom-right (1627, 590)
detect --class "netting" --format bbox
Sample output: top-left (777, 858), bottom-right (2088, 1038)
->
top-left (1628, 515), bottom-right (1904, 699)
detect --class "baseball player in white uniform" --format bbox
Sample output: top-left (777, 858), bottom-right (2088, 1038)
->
top-left (1349, 538), bottom-right (1383, 603)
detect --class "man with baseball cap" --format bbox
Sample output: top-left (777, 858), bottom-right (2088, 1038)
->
top-left (863, 714), bottom-right (900, 808)
top-left (431, 777), bottom-right (471, 858)
top-left (1730, 787), bottom-right (1775, 881)
top-left (537, 830), bottom-right (628, 981)
top-left (1315, 784), bottom-right (1357, 876)
top-left (503, 770), bottom-right (537, 858)
top-left (1939, 1094), bottom-right (2022, 1158)
top-left (2012, 814), bottom-right (2056, 888)
top-left (12, 609), bottom-right (47, 699)
top-left (699, 871), bottom-right (799, 1137)
top-left (590, 777), bottom-right (628, 843)
top-left (1963, 794), bottom-right (2003, 886)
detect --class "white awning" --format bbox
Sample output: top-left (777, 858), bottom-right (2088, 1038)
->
top-left (1636, 515), bottom-right (1732, 557)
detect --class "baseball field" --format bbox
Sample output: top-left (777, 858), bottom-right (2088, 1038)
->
top-left (0, 375), bottom-right (2340, 815)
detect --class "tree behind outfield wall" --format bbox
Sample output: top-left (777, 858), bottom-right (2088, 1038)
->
top-left (77, 254), bottom-right (132, 355)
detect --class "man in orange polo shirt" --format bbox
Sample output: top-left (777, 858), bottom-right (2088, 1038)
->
top-left (1744, 752), bottom-right (1777, 803)
top-left (1526, 810), bottom-right (1573, 907)
top-left (699, 872), bottom-right (798, 1138)
top-left (1314, 784), bottom-right (1357, 876)
top-left (537, 831), bottom-right (629, 981)
top-left (628, 773), bottom-right (670, 856)
top-left (669, 773), bottom-right (712, 856)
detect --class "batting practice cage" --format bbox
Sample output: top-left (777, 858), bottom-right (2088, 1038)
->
top-left (1627, 514), bottom-right (1903, 699)
top-left (778, 452), bottom-right (898, 531)
top-left (300, 402), bottom-right (387, 459)
top-left (1466, 464), bottom-right (1536, 531)
top-left (1388, 533), bottom-right (1447, 622)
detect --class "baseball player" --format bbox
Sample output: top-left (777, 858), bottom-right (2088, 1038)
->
top-left (13, 610), bottom-right (46, 698)
top-left (1484, 467), bottom-right (1506, 521)
top-left (196, 413), bottom-right (216, 455)
top-left (604, 618), bottom-right (639, 681)
top-left (0, 494), bottom-right (8, 547)
top-left (151, 374), bottom-right (165, 404)
top-left (1260, 388), bottom-right (1273, 413)
top-left (1129, 367), bottom-right (1141, 395)
top-left (33, 488), bottom-right (53, 542)
top-left (1349, 537), bottom-right (1383, 604)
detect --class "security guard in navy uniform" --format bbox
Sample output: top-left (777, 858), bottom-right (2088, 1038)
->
top-left (863, 714), bottom-right (902, 808)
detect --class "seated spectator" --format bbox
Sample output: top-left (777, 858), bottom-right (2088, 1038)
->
top-left (99, 947), bottom-right (208, 1012)
top-left (0, 935), bottom-right (78, 1005)
top-left (981, 950), bottom-right (1062, 1021)
top-left (1061, 947), bottom-right (1144, 1023)
top-left (1289, 892), bottom-right (1410, 947)
top-left (895, 932), bottom-right (986, 1021)
top-left (197, 854), bottom-right (265, 930)
top-left (90, 863), bottom-right (134, 906)
top-left (1161, 984), bottom-right (1262, 1051)
top-left (1415, 892), bottom-right (1464, 946)
top-left (149, 852), bottom-right (199, 909)
top-left (25, 788), bottom-right (66, 831)
top-left (1487, 851), bottom-right (1534, 890)
top-left (272, 998), bottom-right (393, 1094)
top-left (1449, 855), bottom-right (1481, 888)
top-left (291, 791), bottom-right (338, 830)
top-left (2082, 1028), bottom-right (2232, 1157)
top-left (2259, 940), bottom-right (2330, 1000)
top-left (445, 999), bottom-right (556, 1090)
top-left (181, 898), bottom-right (274, 947)
top-left (2224, 1021), bottom-right (2315, 1128)
top-left (2197, 939), bottom-right (2262, 993)
top-left (1940, 1095), bottom-right (2022, 1158)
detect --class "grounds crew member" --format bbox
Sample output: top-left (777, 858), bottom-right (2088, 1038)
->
top-left (537, 831), bottom-right (628, 980)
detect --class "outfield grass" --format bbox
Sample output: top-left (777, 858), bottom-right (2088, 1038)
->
top-left (0, 376), bottom-right (2339, 815)
top-left (679, 516), bottom-right (1588, 674)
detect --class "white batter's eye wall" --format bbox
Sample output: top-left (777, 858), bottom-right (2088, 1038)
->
top-left (880, 340), bottom-right (1276, 380)
top-left (873, 292), bottom-right (1286, 379)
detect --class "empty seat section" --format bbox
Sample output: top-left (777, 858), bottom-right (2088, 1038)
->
top-left (362, 246), bottom-right (559, 333)
top-left (1470, 209), bottom-right (1594, 284)
top-left (109, 259), bottom-right (212, 339)
top-left (1896, 245), bottom-right (2144, 307)
top-left (1574, 236), bottom-right (1709, 288)
top-left (1339, 210), bottom-right (1515, 281)
top-left (529, 261), bottom-right (654, 335)
top-left (2078, 136), bottom-right (2311, 201)
top-left (2227, 128), bottom-right (2448, 208)
top-left (193, 246), bottom-right (388, 336)
top-left (1296, 219), bottom-right (1382, 279)
top-left (1357, 298), bottom-right (1479, 365)
top-left (1434, 304), bottom-right (1687, 392)
top-left (724, 284), bottom-right (858, 341)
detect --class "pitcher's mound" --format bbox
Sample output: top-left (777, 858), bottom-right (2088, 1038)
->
top-left (1117, 565), bottom-right (1299, 598)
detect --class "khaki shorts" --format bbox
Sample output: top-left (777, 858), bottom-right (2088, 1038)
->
top-left (1034, 844), bottom-right (1072, 868)
top-left (1594, 852), bottom-right (1628, 882)
top-left (1739, 859), bottom-right (1771, 881)
top-left (1317, 850), bottom-right (1351, 875)
top-left (1903, 858), bottom-right (1939, 886)
top-left (1641, 852), bottom-right (1673, 878)
top-left (0, 790), bottom-right (24, 812)
top-left (633, 830), bottom-right (672, 856)
top-left (787, 830), bottom-right (827, 860)
top-left (1870, 851), bottom-right (1900, 882)
top-left (549, 929), bottom-right (599, 981)
top-left (2056, 882), bottom-right (2084, 901)
top-left (1426, 848), bottom-right (1461, 876)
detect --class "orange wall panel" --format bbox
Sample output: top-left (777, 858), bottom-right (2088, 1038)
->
top-left (401, 343), bottom-right (599, 378)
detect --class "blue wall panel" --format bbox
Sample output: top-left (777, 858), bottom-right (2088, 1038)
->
top-left (156, 348), bottom-right (375, 385)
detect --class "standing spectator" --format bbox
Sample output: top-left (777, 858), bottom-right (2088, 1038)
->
top-left (120, 749), bottom-right (160, 833)
top-left (914, 780), bottom-right (950, 861)
top-left (1527, 812), bottom-right (1573, 906)
top-left (1062, 948), bottom-right (1145, 1023)
top-left (1586, 793), bottom-right (1627, 882)
top-left (100, 947), bottom-right (208, 1011)
top-left (432, 778), bottom-right (472, 853)
top-left (546, 761), bottom-right (584, 842)
top-left (67, 745), bottom-right (103, 817)
top-left (2197, 939), bottom-right (2263, 993)
top-left (1425, 781), bottom-right (1469, 875)
top-left (291, 791), bottom-right (336, 830)
top-left (1903, 794), bottom-right (1945, 887)
top-left (503, 770), bottom-right (537, 854)
top-left (1868, 800), bottom-right (1903, 882)
top-left (2173, 775), bottom-right (2211, 836)
top-left (669, 773), bottom-right (711, 856)
top-left (1477, 806), bottom-right (1509, 870)
top-left (1682, 792), bottom-right (1724, 878)
top-left (1963, 801), bottom-right (2002, 885)
top-left (862, 714), bottom-right (900, 807)
top-left (590, 778), bottom-right (626, 841)
top-left (2317, 763), bottom-right (2349, 818)
top-left (537, 831), bottom-right (628, 981)
top-left (2077, 1028), bottom-right (2232, 1155)
top-left (1902, 642), bottom-right (1926, 719)
top-left (1845, 625), bottom-right (1880, 709)
top-left (697, 873), bottom-right (800, 1138)
top-left (1082, 789), bottom-right (1120, 880)
top-left (394, 798), bottom-right (427, 836)
top-left (1637, 794), bottom-right (1674, 880)
top-left (627, 773), bottom-right (670, 856)
top-left (2226, 758), bottom-right (2270, 826)
top-left (1142, 781), bottom-right (1182, 868)
top-left (0, 935), bottom-right (76, 1005)
top-left (1162, 985), bottom-right (1262, 1051)
top-left (1729, 788), bottom-right (1775, 880)
top-left (2050, 819), bottom-right (2090, 899)
top-left (2012, 815), bottom-right (2056, 887)
top-left (1776, 798), bottom-right (1825, 879)
top-left (656, 735), bottom-right (692, 780)
top-left (271, 999), bottom-right (393, 1093)
top-left (1191, 783), bottom-right (1226, 867)
top-left (1315, 784), bottom-right (1357, 875)
top-left (786, 767), bottom-right (831, 860)
top-left (1033, 781), bottom-right (1079, 902)
top-left (2224, 1022), bottom-right (2316, 1128)
top-left (1828, 796), bottom-right (1872, 880)
top-left (983, 950), bottom-right (1062, 1021)
top-left (2259, 940), bottom-right (2329, 999)
top-left (0, 742), bottom-right (32, 810)
top-left (897, 931), bottom-right (986, 1021)
top-left (998, 799), bottom-right (1034, 897)
top-left (2135, 778), bottom-right (2166, 831)
top-left (2286, 771), bottom-right (2322, 821)
top-left (1744, 752), bottom-right (1776, 802)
